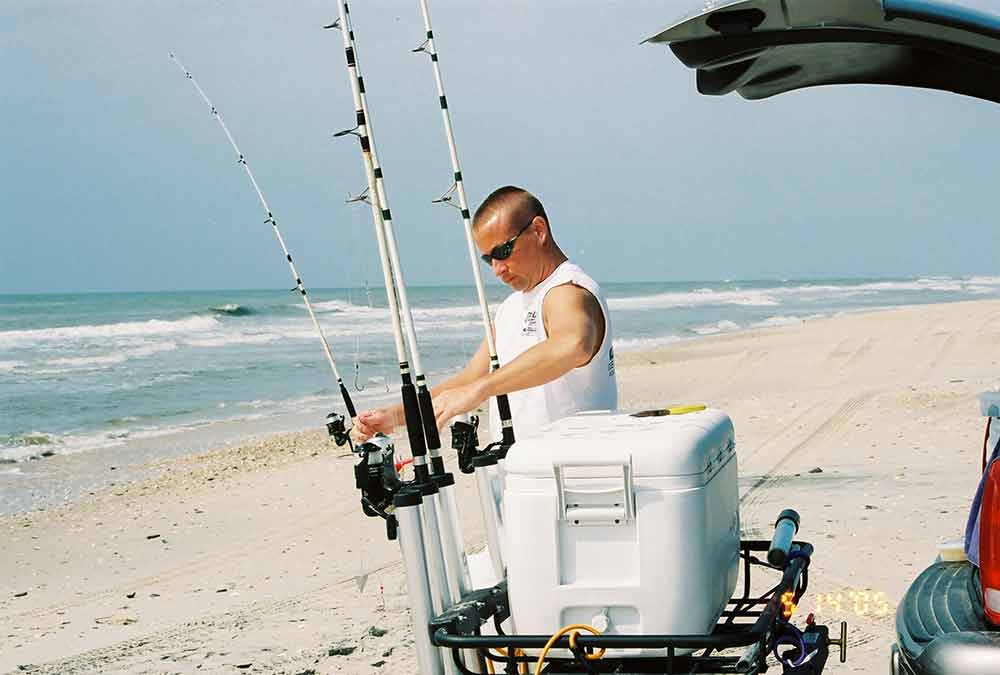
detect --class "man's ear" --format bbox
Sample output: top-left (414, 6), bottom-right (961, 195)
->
top-left (533, 216), bottom-right (549, 245)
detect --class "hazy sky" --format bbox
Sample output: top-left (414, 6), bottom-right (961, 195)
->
top-left (2, 1), bottom-right (999, 294)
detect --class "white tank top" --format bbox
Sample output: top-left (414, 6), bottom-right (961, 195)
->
top-left (488, 261), bottom-right (618, 441)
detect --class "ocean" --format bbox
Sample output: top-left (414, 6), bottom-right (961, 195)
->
top-left (3, 276), bottom-right (1000, 512)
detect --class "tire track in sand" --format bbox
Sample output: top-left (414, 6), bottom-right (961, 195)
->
top-left (924, 332), bottom-right (957, 376)
top-left (739, 391), bottom-right (875, 520)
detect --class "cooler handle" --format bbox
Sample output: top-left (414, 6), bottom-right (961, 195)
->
top-left (553, 457), bottom-right (634, 525)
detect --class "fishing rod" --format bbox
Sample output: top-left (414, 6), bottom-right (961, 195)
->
top-left (168, 53), bottom-right (356, 448)
top-left (327, 3), bottom-right (455, 478)
top-left (411, 0), bottom-right (517, 457)
top-left (323, 16), bottom-right (433, 484)
top-left (327, 7), bottom-right (470, 674)
top-left (410, 0), bottom-right (513, 592)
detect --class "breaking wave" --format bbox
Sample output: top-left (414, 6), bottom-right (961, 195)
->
top-left (211, 303), bottom-right (255, 316)
top-left (609, 289), bottom-right (779, 311)
top-left (2, 432), bottom-right (54, 447)
top-left (0, 316), bottom-right (219, 347)
top-left (32, 342), bottom-right (179, 373)
top-left (612, 335), bottom-right (683, 351)
top-left (691, 320), bottom-right (742, 335)
top-left (184, 334), bottom-right (278, 348)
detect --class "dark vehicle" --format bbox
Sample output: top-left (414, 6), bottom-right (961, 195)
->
top-left (891, 392), bottom-right (1000, 675)
top-left (645, 3), bottom-right (1000, 674)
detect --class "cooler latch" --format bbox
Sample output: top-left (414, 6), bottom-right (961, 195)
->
top-left (553, 457), bottom-right (635, 527)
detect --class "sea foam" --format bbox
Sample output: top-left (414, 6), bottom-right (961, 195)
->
top-left (609, 289), bottom-right (779, 310)
top-left (0, 316), bottom-right (219, 347)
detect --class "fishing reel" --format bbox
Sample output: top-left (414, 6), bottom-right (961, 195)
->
top-left (451, 415), bottom-right (514, 473)
top-left (325, 411), bottom-right (352, 448)
top-left (353, 433), bottom-right (401, 540)
top-left (451, 415), bottom-right (481, 474)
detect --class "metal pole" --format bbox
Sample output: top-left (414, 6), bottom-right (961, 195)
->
top-left (476, 461), bottom-right (506, 582)
top-left (395, 490), bottom-right (445, 675)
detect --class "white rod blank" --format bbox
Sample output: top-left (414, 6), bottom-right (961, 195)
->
top-left (169, 53), bottom-right (355, 422)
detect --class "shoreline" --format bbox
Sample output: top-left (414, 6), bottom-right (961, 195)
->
top-left (2, 298), bottom-right (999, 673)
top-left (5, 297), bottom-right (996, 518)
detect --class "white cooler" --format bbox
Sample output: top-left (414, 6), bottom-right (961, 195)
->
top-left (502, 408), bottom-right (740, 656)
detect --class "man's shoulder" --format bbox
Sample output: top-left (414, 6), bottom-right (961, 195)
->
top-left (542, 282), bottom-right (600, 312)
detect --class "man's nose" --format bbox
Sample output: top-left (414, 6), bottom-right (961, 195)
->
top-left (491, 258), bottom-right (507, 276)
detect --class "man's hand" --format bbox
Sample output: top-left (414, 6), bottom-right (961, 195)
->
top-left (434, 380), bottom-right (488, 429)
top-left (351, 408), bottom-right (397, 442)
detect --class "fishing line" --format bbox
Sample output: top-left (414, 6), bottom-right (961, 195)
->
top-left (354, 334), bottom-right (365, 392)
top-left (345, 203), bottom-right (367, 393)
top-left (169, 53), bottom-right (356, 446)
top-left (412, 0), bottom-right (516, 449)
top-left (362, 279), bottom-right (391, 393)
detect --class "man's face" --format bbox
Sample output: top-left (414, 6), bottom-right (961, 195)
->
top-left (473, 211), bottom-right (539, 292)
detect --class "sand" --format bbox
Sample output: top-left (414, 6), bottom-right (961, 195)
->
top-left (3, 299), bottom-right (999, 674)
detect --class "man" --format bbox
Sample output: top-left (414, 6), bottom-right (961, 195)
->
top-left (352, 185), bottom-right (617, 442)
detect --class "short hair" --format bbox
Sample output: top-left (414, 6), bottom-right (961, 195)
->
top-left (472, 186), bottom-right (548, 231)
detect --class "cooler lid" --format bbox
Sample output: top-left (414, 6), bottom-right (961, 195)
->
top-left (503, 408), bottom-right (735, 479)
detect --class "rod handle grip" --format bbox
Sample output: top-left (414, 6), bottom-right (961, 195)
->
top-left (401, 382), bottom-right (429, 482)
top-left (496, 394), bottom-right (515, 445)
top-left (417, 387), bottom-right (442, 456)
top-left (339, 382), bottom-right (357, 419)
top-left (767, 508), bottom-right (800, 567)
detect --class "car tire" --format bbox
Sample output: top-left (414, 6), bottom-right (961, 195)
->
top-left (891, 644), bottom-right (903, 674)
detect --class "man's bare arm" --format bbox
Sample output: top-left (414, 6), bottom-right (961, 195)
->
top-left (352, 337), bottom-right (490, 439)
top-left (481, 284), bottom-right (602, 398)
top-left (433, 284), bottom-right (604, 427)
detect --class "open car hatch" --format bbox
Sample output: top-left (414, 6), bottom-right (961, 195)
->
top-left (645, 0), bottom-right (1000, 103)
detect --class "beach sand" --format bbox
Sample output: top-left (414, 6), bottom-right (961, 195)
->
top-left (3, 299), bottom-right (999, 674)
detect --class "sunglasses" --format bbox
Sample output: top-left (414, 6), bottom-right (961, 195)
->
top-left (480, 220), bottom-right (534, 265)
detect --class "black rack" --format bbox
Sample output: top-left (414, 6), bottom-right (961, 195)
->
top-left (430, 540), bottom-right (845, 674)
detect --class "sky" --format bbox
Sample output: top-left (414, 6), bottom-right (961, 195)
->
top-left (1, 0), bottom-right (999, 294)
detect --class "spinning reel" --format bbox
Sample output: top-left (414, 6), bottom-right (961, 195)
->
top-left (353, 433), bottom-right (402, 540)
top-left (451, 415), bottom-right (481, 474)
top-left (451, 415), bottom-right (512, 473)
top-left (325, 411), bottom-right (352, 448)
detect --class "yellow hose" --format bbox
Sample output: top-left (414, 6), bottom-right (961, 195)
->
top-left (533, 623), bottom-right (605, 673)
